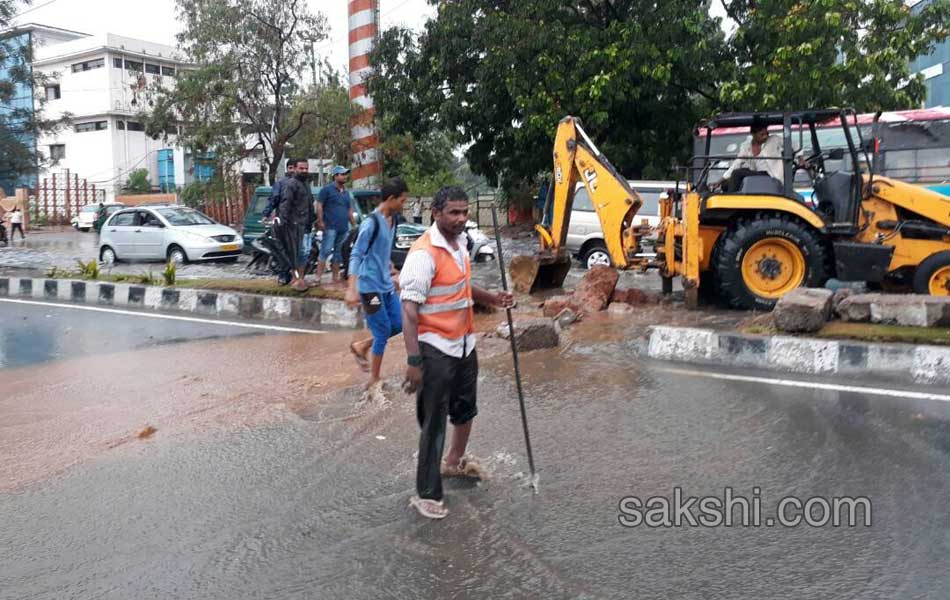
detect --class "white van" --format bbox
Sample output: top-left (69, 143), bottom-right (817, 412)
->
top-left (565, 180), bottom-right (674, 269)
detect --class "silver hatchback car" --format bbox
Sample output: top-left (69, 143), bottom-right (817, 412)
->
top-left (99, 205), bottom-right (244, 265)
top-left (565, 180), bottom-right (674, 269)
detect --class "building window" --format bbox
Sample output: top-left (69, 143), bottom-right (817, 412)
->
top-left (71, 58), bottom-right (104, 73)
top-left (49, 144), bottom-right (65, 160)
top-left (145, 63), bottom-right (160, 75)
top-left (75, 121), bottom-right (108, 133)
top-left (44, 84), bottom-right (60, 101)
top-left (161, 65), bottom-right (176, 77)
top-left (116, 120), bottom-right (126, 130)
top-left (125, 60), bottom-right (143, 72)
top-left (113, 57), bottom-right (123, 68)
top-left (126, 121), bottom-right (145, 132)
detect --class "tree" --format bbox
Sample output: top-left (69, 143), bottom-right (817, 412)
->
top-left (370, 0), bottom-right (950, 194)
top-left (290, 72), bottom-right (355, 173)
top-left (0, 0), bottom-right (68, 191)
top-left (717, 0), bottom-right (950, 111)
top-left (123, 169), bottom-right (152, 194)
top-left (381, 131), bottom-right (460, 197)
top-left (369, 1), bottom-right (728, 193)
top-left (144, 0), bottom-right (328, 184)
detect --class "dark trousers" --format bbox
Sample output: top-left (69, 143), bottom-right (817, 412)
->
top-left (11, 224), bottom-right (24, 239)
top-left (416, 342), bottom-right (479, 501)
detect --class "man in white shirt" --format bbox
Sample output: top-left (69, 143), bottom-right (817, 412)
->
top-left (715, 121), bottom-right (787, 191)
top-left (399, 186), bottom-right (514, 520)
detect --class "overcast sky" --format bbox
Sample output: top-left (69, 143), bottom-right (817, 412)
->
top-left (12, 0), bottom-right (436, 72)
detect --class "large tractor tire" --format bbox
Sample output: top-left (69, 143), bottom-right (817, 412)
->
top-left (913, 251), bottom-right (950, 296)
top-left (714, 215), bottom-right (828, 310)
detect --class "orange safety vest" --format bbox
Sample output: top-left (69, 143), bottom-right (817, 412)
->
top-left (410, 230), bottom-right (475, 339)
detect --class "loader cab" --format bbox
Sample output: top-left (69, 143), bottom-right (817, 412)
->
top-left (691, 109), bottom-right (871, 232)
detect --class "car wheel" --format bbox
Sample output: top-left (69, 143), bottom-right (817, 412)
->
top-left (167, 245), bottom-right (188, 265)
top-left (100, 246), bottom-right (117, 265)
top-left (581, 242), bottom-right (612, 270)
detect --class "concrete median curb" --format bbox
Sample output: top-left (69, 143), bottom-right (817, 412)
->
top-left (648, 325), bottom-right (950, 385)
top-left (0, 276), bottom-right (362, 329)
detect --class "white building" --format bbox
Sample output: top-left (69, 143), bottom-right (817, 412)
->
top-left (31, 29), bottom-right (193, 202)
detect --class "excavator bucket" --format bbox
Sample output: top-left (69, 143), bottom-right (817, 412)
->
top-left (509, 253), bottom-right (573, 294)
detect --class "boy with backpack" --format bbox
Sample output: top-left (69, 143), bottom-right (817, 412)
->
top-left (345, 177), bottom-right (410, 389)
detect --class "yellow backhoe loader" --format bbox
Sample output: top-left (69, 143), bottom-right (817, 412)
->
top-left (512, 111), bottom-right (950, 309)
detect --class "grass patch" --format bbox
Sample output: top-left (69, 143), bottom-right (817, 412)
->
top-left (172, 278), bottom-right (345, 300)
top-left (816, 321), bottom-right (950, 346)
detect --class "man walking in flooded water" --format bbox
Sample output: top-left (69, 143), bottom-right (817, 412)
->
top-left (400, 186), bottom-right (514, 519)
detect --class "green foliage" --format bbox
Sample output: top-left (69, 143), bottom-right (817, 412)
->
top-left (123, 169), bottom-right (153, 194)
top-left (162, 261), bottom-right (177, 286)
top-left (45, 266), bottom-right (61, 278)
top-left (76, 259), bottom-right (100, 280)
top-left (369, 1), bottom-right (726, 194)
top-left (369, 0), bottom-right (950, 194)
top-left (718, 0), bottom-right (950, 111)
top-left (381, 132), bottom-right (460, 197)
top-left (136, 271), bottom-right (157, 285)
top-left (144, 0), bottom-right (329, 183)
top-left (291, 74), bottom-right (355, 168)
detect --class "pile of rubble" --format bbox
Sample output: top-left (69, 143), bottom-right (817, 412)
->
top-left (772, 287), bottom-right (950, 333)
top-left (496, 266), bottom-right (661, 352)
top-left (540, 265), bottom-right (660, 321)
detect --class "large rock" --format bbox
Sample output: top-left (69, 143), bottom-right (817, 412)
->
top-left (496, 318), bottom-right (560, 351)
top-left (831, 288), bottom-right (854, 318)
top-left (835, 293), bottom-right (950, 327)
top-left (869, 295), bottom-right (950, 327)
top-left (837, 294), bottom-right (877, 323)
top-left (611, 288), bottom-right (661, 306)
top-left (542, 294), bottom-right (573, 318)
top-left (572, 266), bottom-right (619, 313)
top-left (773, 288), bottom-right (834, 333)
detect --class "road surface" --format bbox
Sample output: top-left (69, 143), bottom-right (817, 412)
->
top-left (3, 300), bottom-right (950, 599)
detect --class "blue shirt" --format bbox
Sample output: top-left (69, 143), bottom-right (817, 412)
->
top-left (318, 184), bottom-right (353, 231)
top-left (262, 177), bottom-right (289, 217)
top-left (348, 210), bottom-right (395, 294)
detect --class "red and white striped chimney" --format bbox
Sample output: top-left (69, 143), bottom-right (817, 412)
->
top-left (348, 0), bottom-right (382, 189)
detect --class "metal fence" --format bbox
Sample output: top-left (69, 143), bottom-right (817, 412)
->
top-left (34, 171), bottom-right (106, 224)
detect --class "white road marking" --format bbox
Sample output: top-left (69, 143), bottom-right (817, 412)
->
top-left (657, 365), bottom-right (950, 403)
top-left (0, 298), bottom-right (325, 335)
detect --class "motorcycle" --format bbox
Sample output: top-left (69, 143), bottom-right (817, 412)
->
top-left (0, 222), bottom-right (7, 247)
top-left (246, 220), bottom-right (321, 278)
top-left (465, 220), bottom-right (495, 262)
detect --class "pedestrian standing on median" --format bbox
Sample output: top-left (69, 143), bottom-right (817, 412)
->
top-left (315, 166), bottom-right (357, 287)
top-left (264, 159), bottom-right (297, 285)
top-left (399, 185), bottom-right (514, 520)
top-left (9, 207), bottom-right (25, 241)
top-left (279, 158), bottom-right (316, 292)
top-left (345, 177), bottom-right (410, 389)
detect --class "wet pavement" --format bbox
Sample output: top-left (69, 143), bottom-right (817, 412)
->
top-left (1, 228), bottom-right (663, 293)
top-left (0, 301), bottom-right (283, 369)
top-left (3, 303), bottom-right (950, 598)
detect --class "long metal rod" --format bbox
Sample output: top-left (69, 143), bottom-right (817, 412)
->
top-left (490, 204), bottom-right (537, 479)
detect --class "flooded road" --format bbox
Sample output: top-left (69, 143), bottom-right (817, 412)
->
top-left (3, 306), bottom-right (950, 598)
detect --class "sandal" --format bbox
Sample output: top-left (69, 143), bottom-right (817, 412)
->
top-left (409, 496), bottom-right (448, 520)
top-left (350, 343), bottom-right (370, 372)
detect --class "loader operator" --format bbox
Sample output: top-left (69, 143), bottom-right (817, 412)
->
top-left (714, 120), bottom-right (787, 192)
